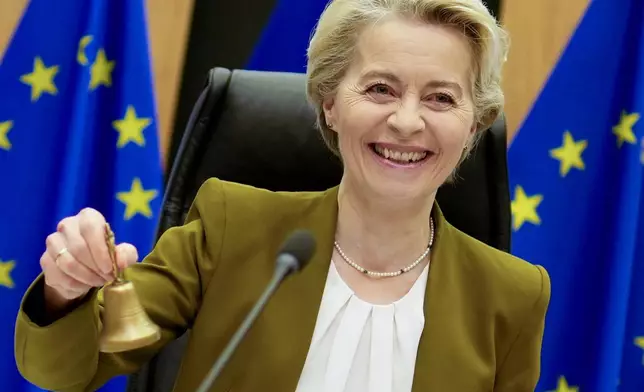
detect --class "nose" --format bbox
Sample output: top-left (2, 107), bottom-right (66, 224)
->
top-left (387, 99), bottom-right (425, 136)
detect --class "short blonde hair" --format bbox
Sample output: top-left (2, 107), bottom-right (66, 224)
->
top-left (306, 0), bottom-right (509, 163)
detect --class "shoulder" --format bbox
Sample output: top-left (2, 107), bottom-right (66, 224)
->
top-left (191, 177), bottom-right (335, 237)
top-left (444, 222), bottom-right (551, 325)
top-left (193, 177), bottom-right (332, 214)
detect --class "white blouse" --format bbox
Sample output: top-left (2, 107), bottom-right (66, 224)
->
top-left (295, 260), bottom-right (429, 392)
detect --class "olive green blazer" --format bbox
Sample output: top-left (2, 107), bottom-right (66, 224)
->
top-left (15, 178), bottom-right (551, 392)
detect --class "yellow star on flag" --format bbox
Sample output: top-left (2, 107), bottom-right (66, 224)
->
top-left (511, 185), bottom-right (543, 231)
top-left (549, 131), bottom-right (587, 177)
top-left (548, 376), bottom-right (578, 392)
top-left (112, 105), bottom-right (152, 148)
top-left (636, 336), bottom-right (644, 349)
top-left (0, 259), bottom-right (16, 289)
top-left (635, 336), bottom-right (644, 365)
top-left (76, 35), bottom-right (93, 65)
top-left (612, 111), bottom-right (639, 148)
top-left (0, 120), bottom-right (13, 151)
top-left (116, 177), bottom-right (159, 220)
top-left (19, 56), bottom-right (59, 102)
top-left (89, 48), bottom-right (115, 90)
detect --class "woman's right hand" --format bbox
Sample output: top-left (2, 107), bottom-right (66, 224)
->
top-left (41, 208), bottom-right (139, 310)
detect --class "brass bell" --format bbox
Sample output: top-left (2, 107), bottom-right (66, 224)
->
top-left (98, 224), bottom-right (161, 353)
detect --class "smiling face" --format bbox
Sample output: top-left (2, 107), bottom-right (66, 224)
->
top-left (323, 15), bottom-right (477, 204)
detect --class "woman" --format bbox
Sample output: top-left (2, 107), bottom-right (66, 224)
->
top-left (15, 0), bottom-right (550, 391)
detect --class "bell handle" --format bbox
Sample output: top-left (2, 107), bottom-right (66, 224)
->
top-left (104, 223), bottom-right (124, 282)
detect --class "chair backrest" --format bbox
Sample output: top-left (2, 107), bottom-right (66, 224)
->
top-left (127, 67), bottom-right (512, 392)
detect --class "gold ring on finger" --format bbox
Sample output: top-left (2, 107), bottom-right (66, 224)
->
top-left (55, 247), bottom-right (68, 265)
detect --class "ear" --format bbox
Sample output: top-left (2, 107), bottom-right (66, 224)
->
top-left (322, 96), bottom-right (336, 131)
top-left (465, 122), bottom-right (477, 149)
top-left (469, 120), bottom-right (477, 136)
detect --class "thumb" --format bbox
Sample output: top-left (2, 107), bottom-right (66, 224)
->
top-left (115, 243), bottom-right (139, 270)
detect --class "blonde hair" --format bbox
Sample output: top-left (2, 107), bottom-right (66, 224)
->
top-left (306, 0), bottom-right (509, 164)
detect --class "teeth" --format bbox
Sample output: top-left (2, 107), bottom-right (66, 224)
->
top-left (374, 145), bottom-right (427, 163)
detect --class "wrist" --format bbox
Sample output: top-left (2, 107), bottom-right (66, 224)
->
top-left (43, 284), bottom-right (88, 318)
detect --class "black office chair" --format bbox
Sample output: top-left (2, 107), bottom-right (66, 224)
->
top-left (127, 67), bottom-right (512, 392)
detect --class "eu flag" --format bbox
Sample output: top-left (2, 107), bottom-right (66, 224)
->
top-left (245, 0), bottom-right (330, 72)
top-left (0, 0), bottom-right (163, 391)
top-left (507, 0), bottom-right (643, 391)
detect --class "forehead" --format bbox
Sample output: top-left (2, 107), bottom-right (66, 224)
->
top-left (352, 16), bottom-right (473, 87)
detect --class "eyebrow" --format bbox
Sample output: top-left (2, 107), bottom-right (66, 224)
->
top-left (359, 70), bottom-right (463, 97)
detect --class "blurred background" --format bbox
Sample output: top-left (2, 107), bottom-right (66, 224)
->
top-left (1, 0), bottom-right (642, 391)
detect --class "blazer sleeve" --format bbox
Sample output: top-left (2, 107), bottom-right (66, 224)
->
top-left (494, 265), bottom-right (552, 392)
top-left (14, 178), bottom-right (226, 392)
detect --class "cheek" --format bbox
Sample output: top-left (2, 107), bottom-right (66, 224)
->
top-left (429, 115), bottom-right (471, 157)
top-left (336, 101), bottom-right (389, 140)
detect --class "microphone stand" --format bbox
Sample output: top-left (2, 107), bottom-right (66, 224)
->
top-left (195, 254), bottom-right (299, 392)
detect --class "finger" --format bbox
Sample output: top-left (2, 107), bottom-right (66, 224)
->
top-left (45, 232), bottom-right (105, 287)
top-left (58, 215), bottom-right (111, 280)
top-left (40, 251), bottom-right (92, 296)
top-left (76, 208), bottom-right (114, 275)
top-left (115, 243), bottom-right (139, 270)
top-left (56, 217), bottom-right (97, 272)
top-left (56, 250), bottom-right (108, 287)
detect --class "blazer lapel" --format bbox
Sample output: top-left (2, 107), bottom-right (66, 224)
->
top-left (225, 186), bottom-right (339, 391)
top-left (411, 203), bottom-right (463, 391)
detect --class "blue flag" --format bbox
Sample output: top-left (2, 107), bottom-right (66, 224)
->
top-left (245, 0), bottom-right (330, 72)
top-left (507, 0), bottom-right (643, 391)
top-left (0, 0), bottom-right (163, 391)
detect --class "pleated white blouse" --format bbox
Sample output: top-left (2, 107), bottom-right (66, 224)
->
top-left (295, 261), bottom-right (429, 392)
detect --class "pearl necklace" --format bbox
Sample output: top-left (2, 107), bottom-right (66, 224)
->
top-left (334, 218), bottom-right (435, 278)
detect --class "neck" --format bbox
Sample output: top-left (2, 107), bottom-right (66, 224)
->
top-left (334, 180), bottom-right (435, 273)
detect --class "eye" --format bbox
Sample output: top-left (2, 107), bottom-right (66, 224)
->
top-left (435, 93), bottom-right (455, 103)
top-left (426, 92), bottom-right (456, 109)
top-left (366, 82), bottom-right (394, 96)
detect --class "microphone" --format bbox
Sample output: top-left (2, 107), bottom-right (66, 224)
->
top-left (195, 230), bottom-right (317, 392)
